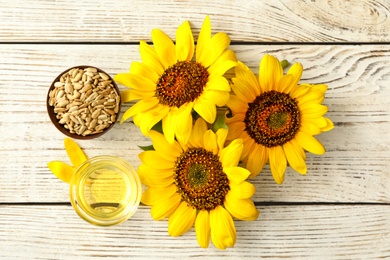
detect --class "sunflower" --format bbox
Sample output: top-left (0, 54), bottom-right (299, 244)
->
top-left (114, 16), bottom-right (236, 144)
top-left (226, 54), bottom-right (334, 184)
top-left (138, 118), bottom-right (259, 250)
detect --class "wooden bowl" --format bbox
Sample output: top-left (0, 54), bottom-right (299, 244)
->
top-left (47, 66), bottom-right (121, 140)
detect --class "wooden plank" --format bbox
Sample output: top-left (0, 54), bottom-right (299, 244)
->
top-left (1, 0), bottom-right (390, 42)
top-left (0, 44), bottom-right (389, 203)
top-left (0, 205), bottom-right (389, 258)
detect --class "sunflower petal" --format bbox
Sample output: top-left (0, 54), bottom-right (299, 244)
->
top-left (259, 54), bottom-right (283, 92)
top-left (283, 140), bottom-right (307, 175)
top-left (216, 128), bottom-right (228, 152)
top-left (206, 76), bottom-right (231, 92)
top-left (162, 109), bottom-right (175, 144)
top-left (152, 28), bottom-right (176, 68)
top-left (210, 205), bottom-right (236, 250)
top-left (141, 185), bottom-right (177, 206)
top-left (195, 210), bottom-right (211, 248)
top-left (232, 77), bottom-right (257, 103)
top-left (196, 16), bottom-right (211, 63)
top-left (172, 102), bottom-right (193, 145)
top-left (235, 61), bottom-right (260, 96)
top-left (224, 166), bottom-right (251, 184)
top-left (139, 40), bottom-right (164, 75)
top-left (245, 144), bottom-right (268, 178)
top-left (114, 73), bottom-right (156, 91)
top-left (321, 117), bottom-right (334, 132)
top-left (64, 138), bottom-right (87, 168)
top-left (226, 94), bottom-right (248, 115)
top-left (176, 20), bottom-right (194, 61)
top-left (203, 130), bottom-right (218, 154)
top-left (224, 191), bottom-right (259, 221)
top-left (134, 105), bottom-right (170, 136)
top-left (202, 32), bottom-right (231, 68)
top-left (129, 61), bottom-right (160, 83)
top-left (208, 50), bottom-right (237, 80)
top-left (229, 181), bottom-right (256, 199)
top-left (150, 194), bottom-right (181, 220)
top-left (120, 97), bottom-right (159, 123)
top-left (149, 130), bottom-right (182, 161)
top-left (168, 202), bottom-right (196, 237)
top-left (295, 131), bottom-right (326, 155)
top-left (139, 151), bottom-right (174, 169)
top-left (47, 161), bottom-right (75, 183)
top-left (203, 89), bottom-right (230, 107)
top-left (194, 97), bottom-right (216, 124)
top-left (219, 139), bottom-right (243, 168)
top-left (285, 62), bottom-right (303, 93)
top-left (189, 117), bottom-right (208, 147)
top-left (269, 146), bottom-right (287, 184)
top-left (120, 89), bottom-right (154, 103)
top-left (300, 104), bottom-right (328, 118)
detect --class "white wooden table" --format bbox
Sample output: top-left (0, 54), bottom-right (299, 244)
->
top-left (1, 0), bottom-right (390, 258)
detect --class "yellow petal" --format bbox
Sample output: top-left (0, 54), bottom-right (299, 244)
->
top-left (176, 20), bottom-right (194, 61)
top-left (301, 116), bottom-right (327, 129)
top-left (149, 130), bottom-right (182, 161)
top-left (150, 194), bottom-right (181, 220)
top-left (113, 73), bottom-right (156, 91)
top-left (134, 105), bottom-right (170, 136)
top-left (226, 94), bottom-right (248, 115)
top-left (230, 181), bottom-right (256, 199)
top-left (195, 210), bottom-right (211, 248)
top-left (226, 121), bottom-right (245, 140)
top-left (224, 166), bottom-right (251, 184)
top-left (139, 40), bottom-right (164, 75)
top-left (203, 130), bottom-right (218, 155)
top-left (120, 97), bottom-right (159, 123)
top-left (321, 117), bottom-right (334, 132)
top-left (138, 151), bottom-right (174, 169)
top-left (295, 131), bottom-right (326, 155)
top-left (283, 140), bottom-right (307, 175)
top-left (259, 54), bottom-right (283, 92)
top-left (210, 206), bottom-right (236, 250)
top-left (188, 117), bottom-right (208, 148)
top-left (285, 62), bottom-right (303, 93)
top-left (168, 202), bottom-right (196, 237)
top-left (151, 28), bottom-right (176, 68)
top-left (172, 102), bottom-right (193, 145)
top-left (141, 185), bottom-right (177, 206)
top-left (231, 77), bottom-right (257, 103)
top-left (201, 32), bottom-right (231, 68)
top-left (138, 164), bottom-right (174, 188)
top-left (64, 138), bottom-right (87, 168)
top-left (224, 191), bottom-right (259, 221)
top-left (203, 89), bottom-right (230, 107)
top-left (196, 16), bottom-right (211, 63)
top-left (162, 110), bottom-right (175, 144)
top-left (245, 144), bottom-right (268, 178)
top-left (193, 97), bottom-right (216, 124)
top-left (219, 139), bottom-right (243, 168)
top-left (290, 84), bottom-right (310, 99)
top-left (234, 61), bottom-right (260, 96)
top-left (277, 74), bottom-right (294, 93)
top-left (206, 76), bottom-right (230, 92)
top-left (207, 50), bottom-right (237, 80)
top-left (300, 121), bottom-right (322, 136)
top-left (269, 146), bottom-right (287, 184)
top-left (47, 161), bottom-right (75, 183)
top-left (299, 104), bottom-right (328, 118)
top-left (216, 128), bottom-right (228, 152)
top-left (129, 61), bottom-right (160, 83)
top-left (120, 89), bottom-right (154, 103)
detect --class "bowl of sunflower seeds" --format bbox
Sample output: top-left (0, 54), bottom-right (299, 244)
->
top-left (47, 66), bottom-right (121, 139)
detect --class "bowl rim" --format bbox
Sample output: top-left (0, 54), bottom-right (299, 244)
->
top-left (46, 65), bottom-right (121, 140)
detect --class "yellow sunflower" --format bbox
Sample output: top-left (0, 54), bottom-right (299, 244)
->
top-left (115, 16), bottom-right (236, 144)
top-left (139, 118), bottom-right (259, 250)
top-left (226, 54), bottom-right (334, 184)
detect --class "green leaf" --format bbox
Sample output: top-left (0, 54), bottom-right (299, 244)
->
top-left (151, 120), bottom-right (163, 134)
top-left (138, 144), bottom-right (155, 151)
top-left (212, 108), bottom-right (228, 132)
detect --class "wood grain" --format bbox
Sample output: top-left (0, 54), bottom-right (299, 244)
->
top-left (1, 0), bottom-right (390, 43)
top-left (0, 44), bottom-right (389, 203)
top-left (0, 205), bottom-right (389, 258)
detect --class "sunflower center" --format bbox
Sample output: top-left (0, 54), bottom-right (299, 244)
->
top-left (155, 61), bottom-right (209, 108)
top-left (244, 90), bottom-right (301, 147)
top-left (174, 147), bottom-right (230, 211)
